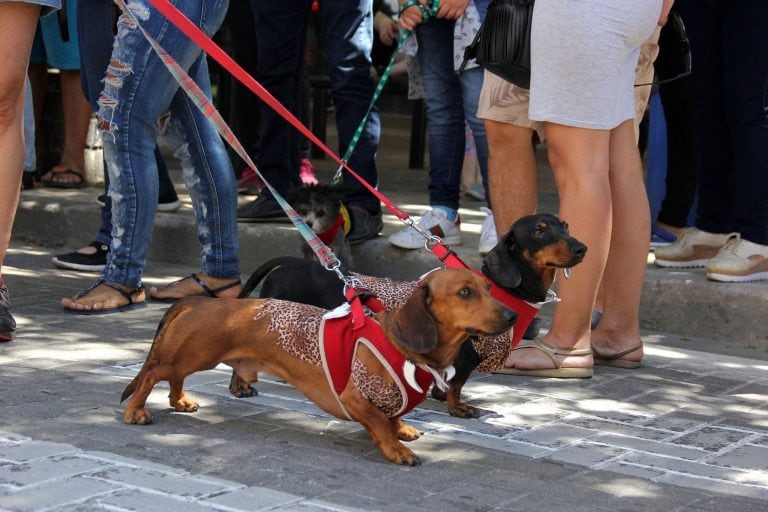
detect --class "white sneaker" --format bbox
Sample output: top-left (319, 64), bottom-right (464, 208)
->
top-left (388, 209), bottom-right (462, 249)
top-left (654, 227), bottom-right (734, 268)
top-left (706, 235), bottom-right (768, 283)
top-left (478, 207), bottom-right (498, 255)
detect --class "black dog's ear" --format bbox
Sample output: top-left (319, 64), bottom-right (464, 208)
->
top-left (393, 283), bottom-right (438, 354)
top-left (482, 234), bottom-right (522, 290)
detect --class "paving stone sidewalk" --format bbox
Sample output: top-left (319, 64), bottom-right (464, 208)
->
top-left (1, 245), bottom-right (768, 512)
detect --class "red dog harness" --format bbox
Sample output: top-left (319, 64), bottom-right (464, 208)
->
top-left (431, 243), bottom-right (539, 348)
top-left (319, 307), bottom-right (433, 420)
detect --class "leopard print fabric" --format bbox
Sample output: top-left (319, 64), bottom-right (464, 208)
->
top-left (351, 274), bottom-right (512, 373)
top-left (253, 298), bottom-right (413, 416)
top-left (252, 299), bottom-right (325, 365)
top-left (351, 357), bottom-right (403, 417)
top-left (352, 273), bottom-right (417, 309)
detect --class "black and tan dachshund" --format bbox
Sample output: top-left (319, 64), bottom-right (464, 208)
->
top-left (237, 213), bottom-right (587, 417)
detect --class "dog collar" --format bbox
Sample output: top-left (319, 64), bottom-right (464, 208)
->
top-left (317, 205), bottom-right (352, 245)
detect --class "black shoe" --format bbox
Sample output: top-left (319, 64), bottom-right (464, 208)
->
top-left (347, 206), bottom-right (383, 244)
top-left (22, 172), bottom-right (35, 190)
top-left (0, 280), bottom-right (15, 341)
top-left (157, 189), bottom-right (181, 212)
top-left (237, 194), bottom-right (289, 223)
top-left (52, 241), bottom-right (109, 272)
top-left (522, 317), bottom-right (542, 340)
top-left (96, 193), bottom-right (106, 207)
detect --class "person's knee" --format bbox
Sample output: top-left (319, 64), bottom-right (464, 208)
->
top-left (0, 78), bottom-right (24, 127)
top-left (486, 120), bottom-right (534, 156)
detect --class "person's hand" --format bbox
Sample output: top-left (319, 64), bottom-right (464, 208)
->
top-left (374, 11), bottom-right (399, 46)
top-left (658, 0), bottom-right (675, 26)
top-left (398, 0), bottom-right (425, 31)
top-left (436, 0), bottom-right (469, 20)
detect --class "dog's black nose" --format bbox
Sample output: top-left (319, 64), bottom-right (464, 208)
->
top-left (502, 307), bottom-right (517, 325)
top-left (572, 242), bottom-right (587, 259)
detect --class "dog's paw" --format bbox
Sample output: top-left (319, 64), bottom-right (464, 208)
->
top-left (383, 443), bottom-right (421, 466)
top-left (172, 396), bottom-right (199, 413)
top-left (430, 387), bottom-right (447, 402)
top-left (124, 408), bottom-right (152, 425)
top-left (396, 423), bottom-right (422, 442)
top-left (447, 402), bottom-right (482, 419)
top-left (229, 374), bottom-right (257, 398)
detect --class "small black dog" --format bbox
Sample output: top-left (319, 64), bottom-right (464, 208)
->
top-left (237, 214), bottom-right (587, 416)
top-left (287, 184), bottom-right (353, 269)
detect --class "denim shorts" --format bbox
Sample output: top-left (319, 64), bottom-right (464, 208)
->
top-left (0, 0), bottom-right (61, 16)
top-left (30, 0), bottom-right (79, 69)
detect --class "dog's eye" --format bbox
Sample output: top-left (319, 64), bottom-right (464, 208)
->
top-left (458, 287), bottom-right (472, 298)
top-left (317, 209), bottom-right (325, 217)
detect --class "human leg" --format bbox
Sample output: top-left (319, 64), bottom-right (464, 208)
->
top-left (388, 16), bottom-right (464, 249)
top-left (502, 124), bottom-right (610, 373)
top-left (63, 0), bottom-right (235, 311)
top-left (591, 119), bottom-right (648, 364)
top-left (0, 2), bottom-right (41, 339)
top-left (476, 72), bottom-right (540, 235)
top-left (237, 0), bottom-right (308, 222)
top-left (320, 0), bottom-right (382, 242)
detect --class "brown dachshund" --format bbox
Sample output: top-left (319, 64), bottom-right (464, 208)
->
top-left (121, 268), bottom-right (515, 466)
top-left (237, 214), bottom-right (587, 418)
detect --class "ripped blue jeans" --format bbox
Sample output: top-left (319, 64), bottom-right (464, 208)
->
top-left (97, 0), bottom-right (239, 288)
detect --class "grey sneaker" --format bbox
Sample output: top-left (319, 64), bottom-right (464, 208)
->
top-left (347, 206), bottom-right (383, 244)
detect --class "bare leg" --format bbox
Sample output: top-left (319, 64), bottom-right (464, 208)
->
top-left (0, 3), bottom-right (40, 267)
top-left (57, 69), bottom-right (91, 171)
top-left (485, 119), bottom-right (538, 236)
top-left (504, 122), bottom-right (611, 370)
top-left (591, 120), bottom-right (647, 362)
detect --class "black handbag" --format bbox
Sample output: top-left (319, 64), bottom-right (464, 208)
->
top-left (459, 0), bottom-right (534, 89)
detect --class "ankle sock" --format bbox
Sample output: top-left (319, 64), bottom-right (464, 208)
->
top-left (433, 206), bottom-right (458, 222)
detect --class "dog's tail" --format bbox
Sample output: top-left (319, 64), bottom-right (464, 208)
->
top-left (120, 301), bottom-right (184, 403)
top-left (238, 256), bottom-right (299, 298)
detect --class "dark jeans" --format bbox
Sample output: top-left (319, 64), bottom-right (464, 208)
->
top-left (677, 0), bottom-right (768, 244)
top-left (77, 0), bottom-right (177, 246)
top-left (654, 20), bottom-right (698, 229)
top-left (247, 0), bottom-right (381, 213)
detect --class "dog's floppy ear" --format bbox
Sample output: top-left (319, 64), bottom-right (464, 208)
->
top-left (393, 282), bottom-right (439, 354)
top-left (482, 233), bottom-right (522, 290)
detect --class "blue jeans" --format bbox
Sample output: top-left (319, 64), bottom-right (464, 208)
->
top-left (249, 0), bottom-right (381, 213)
top-left (96, 0), bottom-right (239, 287)
top-left (77, 0), bottom-right (179, 247)
top-left (677, 0), bottom-right (768, 245)
top-left (415, 0), bottom-right (490, 211)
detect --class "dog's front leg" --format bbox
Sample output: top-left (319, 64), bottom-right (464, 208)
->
top-left (228, 371), bottom-right (257, 398)
top-left (431, 339), bottom-right (483, 418)
top-left (392, 417), bottom-right (421, 442)
top-left (341, 386), bottom-right (421, 466)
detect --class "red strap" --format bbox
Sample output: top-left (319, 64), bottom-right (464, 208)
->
top-left (144, 0), bottom-right (411, 222)
top-left (317, 213), bottom-right (344, 245)
top-left (430, 243), bottom-right (469, 270)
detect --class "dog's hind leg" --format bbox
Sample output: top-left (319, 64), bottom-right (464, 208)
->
top-left (431, 339), bottom-right (483, 418)
top-left (122, 371), bottom-right (162, 425)
top-left (169, 380), bottom-right (199, 413)
top-left (228, 372), bottom-right (257, 398)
